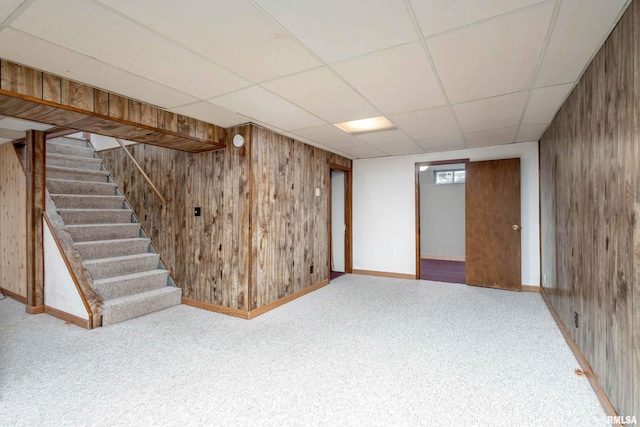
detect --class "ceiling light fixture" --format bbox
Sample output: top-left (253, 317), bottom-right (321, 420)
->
top-left (334, 116), bottom-right (396, 135)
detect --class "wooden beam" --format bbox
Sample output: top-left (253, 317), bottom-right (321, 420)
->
top-left (25, 129), bottom-right (45, 312)
top-left (0, 59), bottom-right (226, 153)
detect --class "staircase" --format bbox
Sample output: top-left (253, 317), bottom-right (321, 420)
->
top-left (46, 136), bottom-right (182, 326)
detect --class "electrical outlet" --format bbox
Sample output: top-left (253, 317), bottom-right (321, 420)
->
top-left (194, 207), bottom-right (201, 217)
top-left (310, 265), bottom-right (314, 274)
top-left (574, 311), bottom-right (579, 328)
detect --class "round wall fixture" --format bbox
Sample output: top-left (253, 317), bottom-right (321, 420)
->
top-left (232, 134), bottom-right (245, 147)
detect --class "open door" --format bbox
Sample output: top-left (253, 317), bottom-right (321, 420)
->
top-left (465, 159), bottom-right (521, 290)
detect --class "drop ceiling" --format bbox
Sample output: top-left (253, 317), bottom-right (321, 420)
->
top-left (0, 0), bottom-right (630, 159)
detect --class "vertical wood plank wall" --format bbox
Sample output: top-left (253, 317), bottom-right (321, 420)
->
top-left (250, 126), bottom-right (350, 309)
top-left (540, 0), bottom-right (638, 418)
top-left (0, 142), bottom-right (27, 299)
top-left (101, 126), bottom-right (250, 310)
top-left (100, 124), bottom-right (350, 313)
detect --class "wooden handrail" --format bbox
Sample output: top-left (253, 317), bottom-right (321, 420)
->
top-left (116, 138), bottom-right (167, 205)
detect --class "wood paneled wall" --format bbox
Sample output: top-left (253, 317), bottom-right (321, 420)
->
top-left (250, 126), bottom-right (350, 308)
top-left (101, 126), bottom-right (250, 310)
top-left (100, 124), bottom-right (351, 313)
top-left (0, 142), bottom-right (27, 299)
top-left (540, 0), bottom-right (638, 418)
top-left (0, 59), bottom-right (225, 152)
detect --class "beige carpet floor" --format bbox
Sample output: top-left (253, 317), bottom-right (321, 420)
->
top-left (0, 275), bottom-right (608, 426)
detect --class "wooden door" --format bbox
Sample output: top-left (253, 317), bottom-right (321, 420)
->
top-left (465, 159), bottom-right (521, 290)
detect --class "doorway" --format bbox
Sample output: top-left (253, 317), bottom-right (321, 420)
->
top-left (328, 164), bottom-right (352, 280)
top-left (415, 158), bottom-right (522, 291)
top-left (416, 160), bottom-right (467, 283)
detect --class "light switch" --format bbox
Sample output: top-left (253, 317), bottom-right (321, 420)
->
top-left (315, 188), bottom-right (320, 197)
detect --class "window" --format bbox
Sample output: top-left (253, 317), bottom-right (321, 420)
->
top-left (434, 169), bottom-right (465, 185)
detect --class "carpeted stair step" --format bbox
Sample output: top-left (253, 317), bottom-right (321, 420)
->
top-left (101, 286), bottom-right (182, 326)
top-left (58, 208), bottom-right (133, 225)
top-left (50, 194), bottom-right (125, 209)
top-left (74, 238), bottom-right (151, 260)
top-left (46, 142), bottom-right (95, 158)
top-left (49, 137), bottom-right (89, 148)
top-left (93, 270), bottom-right (170, 300)
top-left (47, 153), bottom-right (103, 171)
top-left (83, 253), bottom-right (160, 280)
top-left (66, 223), bottom-right (141, 242)
top-left (46, 166), bottom-right (110, 183)
top-left (47, 178), bottom-right (117, 196)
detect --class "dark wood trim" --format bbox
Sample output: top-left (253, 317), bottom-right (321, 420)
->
top-left (0, 286), bottom-right (28, 304)
top-left (539, 287), bottom-right (620, 421)
top-left (44, 306), bottom-right (90, 329)
top-left (248, 279), bottom-right (329, 319)
top-left (415, 163), bottom-right (421, 279)
top-left (26, 305), bottom-right (44, 314)
top-left (42, 213), bottom-right (93, 319)
top-left (328, 163), bottom-right (353, 276)
top-left (344, 168), bottom-right (353, 273)
top-left (415, 158), bottom-right (470, 280)
top-left (353, 269), bottom-right (415, 280)
top-left (247, 125), bottom-right (254, 311)
top-left (182, 298), bottom-right (250, 320)
top-left (25, 129), bottom-right (45, 311)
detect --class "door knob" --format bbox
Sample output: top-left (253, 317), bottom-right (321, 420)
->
top-left (512, 225), bottom-right (520, 231)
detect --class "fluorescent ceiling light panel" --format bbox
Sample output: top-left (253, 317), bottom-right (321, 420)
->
top-left (334, 116), bottom-right (396, 135)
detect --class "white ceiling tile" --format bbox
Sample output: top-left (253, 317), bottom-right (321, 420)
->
top-left (0, 28), bottom-right (197, 108)
top-left (0, 137), bottom-right (12, 145)
top-left (262, 67), bottom-right (381, 123)
top-left (415, 134), bottom-right (468, 153)
top-left (522, 84), bottom-right (573, 124)
top-left (535, 0), bottom-right (628, 87)
top-left (375, 141), bottom-right (425, 156)
top-left (254, 0), bottom-right (417, 63)
top-left (465, 127), bottom-right (518, 148)
top-left (12, 0), bottom-right (251, 99)
top-left (0, 117), bottom-right (52, 132)
top-left (0, 0), bottom-right (23, 21)
top-left (98, 0), bottom-right (320, 82)
top-left (516, 123), bottom-right (548, 142)
top-left (292, 125), bottom-right (366, 149)
top-left (453, 91), bottom-right (528, 133)
top-left (357, 129), bottom-right (413, 145)
top-left (428, 2), bottom-right (554, 103)
top-left (210, 86), bottom-right (325, 131)
top-left (281, 131), bottom-right (346, 156)
top-left (169, 102), bottom-right (250, 128)
top-left (332, 42), bottom-right (446, 114)
top-left (337, 145), bottom-right (387, 159)
top-left (410, 0), bottom-right (545, 37)
top-left (389, 107), bottom-right (459, 140)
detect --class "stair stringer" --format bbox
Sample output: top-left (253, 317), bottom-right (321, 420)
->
top-left (44, 192), bottom-right (104, 328)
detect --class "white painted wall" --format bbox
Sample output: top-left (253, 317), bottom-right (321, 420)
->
top-left (420, 164), bottom-right (465, 259)
top-left (353, 141), bottom-right (540, 286)
top-left (331, 170), bottom-right (345, 272)
top-left (44, 220), bottom-right (89, 320)
top-left (91, 134), bottom-right (137, 151)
